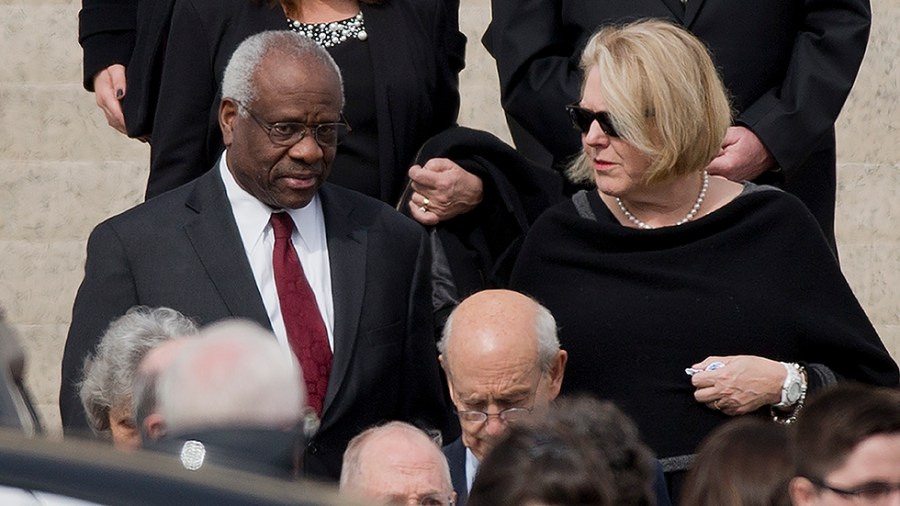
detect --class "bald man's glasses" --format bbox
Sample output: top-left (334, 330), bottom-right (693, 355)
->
top-left (381, 493), bottom-right (455, 506)
top-left (234, 100), bottom-right (350, 147)
top-left (456, 391), bottom-right (537, 426)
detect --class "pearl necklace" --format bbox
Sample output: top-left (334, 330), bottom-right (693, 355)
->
top-left (615, 171), bottom-right (709, 229)
top-left (287, 11), bottom-right (368, 48)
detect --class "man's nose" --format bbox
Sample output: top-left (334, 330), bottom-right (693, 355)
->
top-left (482, 415), bottom-right (507, 436)
top-left (287, 133), bottom-right (323, 162)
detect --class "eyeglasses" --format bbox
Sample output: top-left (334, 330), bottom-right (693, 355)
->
top-left (233, 100), bottom-right (350, 147)
top-left (381, 493), bottom-right (455, 506)
top-left (565, 104), bottom-right (620, 138)
top-left (456, 390), bottom-right (537, 426)
top-left (809, 477), bottom-right (900, 504)
top-left (457, 405), bottom-right (533, 425)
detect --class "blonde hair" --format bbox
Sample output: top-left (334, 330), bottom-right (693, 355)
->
top-left (566, 19), bottom-right (732, 185)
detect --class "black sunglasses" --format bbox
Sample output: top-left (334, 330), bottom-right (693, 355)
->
top-left (565, 104), bottom-right (620, 138)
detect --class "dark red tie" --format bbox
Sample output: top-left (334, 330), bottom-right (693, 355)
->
top-left (270, 212), bottom-right (332, 416)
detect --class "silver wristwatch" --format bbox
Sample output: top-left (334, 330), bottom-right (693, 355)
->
top-left (774, 362), bottom-right (805, 409)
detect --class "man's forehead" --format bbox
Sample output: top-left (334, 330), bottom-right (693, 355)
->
top-left (360, 433), bottom-right (446, 476)
top-left (254, 52), bottom-right (340, 96)
top-left (448, 322), bottom-right (540, 366)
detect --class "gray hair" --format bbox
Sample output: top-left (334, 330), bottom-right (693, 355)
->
top-left (156, 319), bottom-right (304, 435)
top-left (339, 421), bottom-right (452, 492)
top-left (221, 30), bottom-right (344, 111)
top-left (78, 306), bottom-right (198, 437)
top-left (438, 296), bottom-right (561, 374)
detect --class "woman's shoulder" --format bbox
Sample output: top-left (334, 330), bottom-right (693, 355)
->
top-left (731, 181), bottom-right (818, 221)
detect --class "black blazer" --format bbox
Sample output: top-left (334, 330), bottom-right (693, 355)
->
top-left (442, 437), bottom-right (468, 506)
top-left (60, 167), bottom-right (451, 480)
top-left (483, 0), bottom-right (871, 247)
top-left (147, 0), bottom-right (465, 201)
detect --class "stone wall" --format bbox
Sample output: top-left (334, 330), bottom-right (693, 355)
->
top-left (1, 0), bottom-right (897, 435)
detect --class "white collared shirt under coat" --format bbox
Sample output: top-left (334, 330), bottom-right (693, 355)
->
top-left (218, 154), bottom-right (336, 354)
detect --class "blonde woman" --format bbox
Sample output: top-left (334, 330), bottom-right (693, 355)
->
top-left (510, 19), bottom-right (898, 493)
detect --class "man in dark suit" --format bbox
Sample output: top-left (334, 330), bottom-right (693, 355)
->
top-left (436, 290), bottom-right (567, 505)
top-left (438, 290), bottom-right (672, 506)
top-left (483, 0), bottom-right (871, 250)
top-left (61, 30), bottom-right (450, 481)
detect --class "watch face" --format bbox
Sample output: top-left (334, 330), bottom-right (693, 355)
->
top-left (786, 382), bottom-right (802, 403)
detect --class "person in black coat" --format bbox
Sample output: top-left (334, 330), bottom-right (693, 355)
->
top-left (483, 0), bottom-right (872, 250)
top-left (78, 0), bottom-right (176, 138)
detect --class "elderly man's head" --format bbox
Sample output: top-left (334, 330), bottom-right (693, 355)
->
top-left (437, 289), bottom-right (567, 461)
top-left (155, 319), bottom-right (305, 435)
top-left (78, 306), bottom-right (198, 449)
top-left (219, 30), bottom-right (346, 210)
top-left (340, 422), bottom-right (455, 506)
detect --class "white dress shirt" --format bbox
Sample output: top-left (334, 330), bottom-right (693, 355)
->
top-left (219, 155), bottom-right (335, 353)
top-left (465, 447), bottom-right (479, 493)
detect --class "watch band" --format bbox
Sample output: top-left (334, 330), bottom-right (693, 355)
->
top-left (775, 362), bottom-right (803, 409)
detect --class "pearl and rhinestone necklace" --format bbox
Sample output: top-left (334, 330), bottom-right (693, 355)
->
top-left (287, 11), bottom-right (367, 48)
top-left (615, 171), bottom-right (709, 230)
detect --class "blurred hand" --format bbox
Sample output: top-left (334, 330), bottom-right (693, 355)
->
top-left (92, 64), bottom-right (128, 135)
top-left (691, 355), bottom-right (785, 416)
top-left (705, 126), bottom-right (776, 182)
top-left (407, 158), bottom-right (483, 226)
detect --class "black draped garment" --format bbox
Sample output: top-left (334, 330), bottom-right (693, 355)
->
top-left (510, 185), bottom-right (898, 460)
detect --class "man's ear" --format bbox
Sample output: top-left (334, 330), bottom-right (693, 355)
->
top-left (219, 98), bottom-right (238, 147)
top-left (546, 350), bottom-right (568, 400)
top-left (438, 354), bottom-right (457, 401)
top-left (143, 413), bottom-right (167, 442)
top-left (789, 476), bottom-right (818, 506)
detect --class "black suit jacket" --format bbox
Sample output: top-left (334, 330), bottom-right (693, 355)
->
top-left (147, 0), bottom-right (465, 201)
top-left (442, 437), bottom-right (468, 506)
top-left (483, 0), bottom-right (871, 248)
top-left (61, 167), bottom-right (451, 479)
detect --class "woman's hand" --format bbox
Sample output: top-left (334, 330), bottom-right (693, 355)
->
top-left (690, 355), bottom-right (785, 416)
top-left (92, 64), bottom-right (128, 135)
top-left (407, 158), bottom-right (483, 226)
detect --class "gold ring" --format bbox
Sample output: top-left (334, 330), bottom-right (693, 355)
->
top-left (422, 197), bottom-right (430, 206)
top-left (419, 206), bottom-right (428, 213)
top-left (713, 399), bottom-right (721, 411)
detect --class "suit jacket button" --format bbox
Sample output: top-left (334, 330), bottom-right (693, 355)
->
top-left (308, 444), bottom-right (319, 455)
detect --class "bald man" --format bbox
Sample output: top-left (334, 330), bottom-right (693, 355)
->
top-left (339, 421), bottom-right (456, 505)
top-left (437, 289), bottom-right (567, 506)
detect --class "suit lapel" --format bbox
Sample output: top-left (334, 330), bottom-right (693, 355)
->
top-left (682, 0), bottom-right (707, 28)
top-left (658, 0), bottom-right (686, 20)
top-left (183, 170), bottom-right (271, 329)
top-left (318, 185), bottom-right (368, 417)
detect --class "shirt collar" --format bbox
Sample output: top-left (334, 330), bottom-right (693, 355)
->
top-left (219, 152), bottom-right (323, 252)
